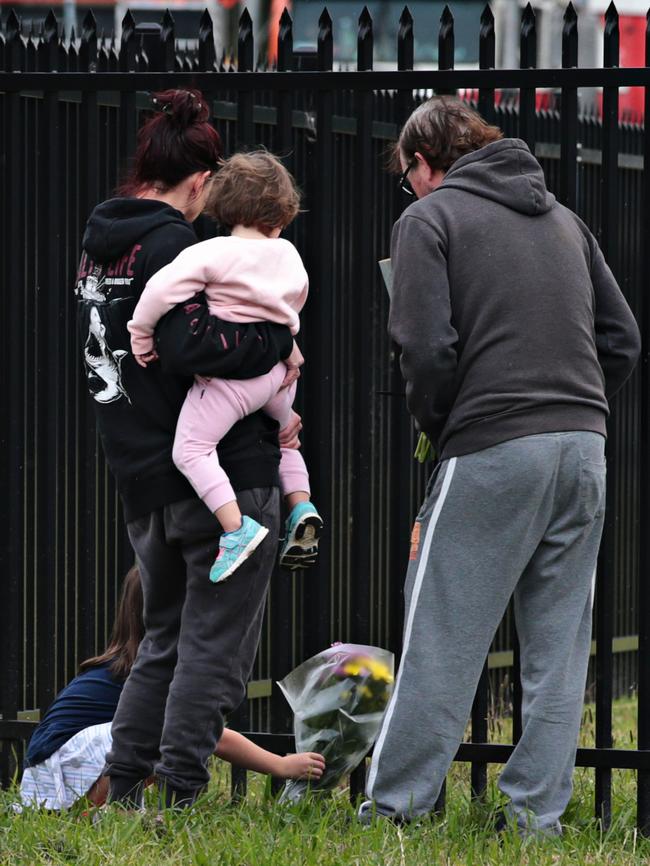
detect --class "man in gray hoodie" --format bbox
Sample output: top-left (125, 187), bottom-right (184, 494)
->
top-left (360, 97), bottom-right (640, 835)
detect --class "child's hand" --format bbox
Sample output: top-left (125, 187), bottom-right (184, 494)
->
top-left (134, 350), bottom-right (159, 368)
top-left (281, 342), bottom-right (304, 389)
top-left (287, 341), bottom-right (304, 369)
top-left (277, 752), bottom-right (325, 780)
top-left (281, 366), bottom-right (301, 389)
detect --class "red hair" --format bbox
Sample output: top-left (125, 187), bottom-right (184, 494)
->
top-left (118, 89), bottom-right (222, 195)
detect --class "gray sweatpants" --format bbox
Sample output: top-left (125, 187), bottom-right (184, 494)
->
top-left (366, 432), bottom-right (606, 832)
top-left (106, 487), bottom-right (280, 796)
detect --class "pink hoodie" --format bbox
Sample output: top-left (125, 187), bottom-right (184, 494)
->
top-left (128, 235), bottom-right (308, 356)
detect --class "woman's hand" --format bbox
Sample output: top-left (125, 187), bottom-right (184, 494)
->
top-left (134, 350), bottom-right (159, 368)
top-left (279, 411), bottom-right (302, 450)
top-left (277, 752), bottom-right (325, 780)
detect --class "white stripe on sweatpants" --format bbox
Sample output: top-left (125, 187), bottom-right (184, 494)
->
top-left (590, 565), bottom-right (597, 610)
top-left (367, 457), bottom-right (457, 797)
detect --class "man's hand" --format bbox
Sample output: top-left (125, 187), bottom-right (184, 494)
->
top-left (279, 410), bottom-right (302, 450)
top-left (135, 350), bottom-right (159, 368)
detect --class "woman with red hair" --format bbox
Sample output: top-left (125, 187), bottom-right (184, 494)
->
top-left (75, 89), bottom-right (299, 809)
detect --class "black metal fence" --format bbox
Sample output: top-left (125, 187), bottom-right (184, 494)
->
top-left (1, 0), bottom-right (649, 832)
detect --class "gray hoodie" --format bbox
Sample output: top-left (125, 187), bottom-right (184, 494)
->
top-left (389, 137), bottom-right (641, 459)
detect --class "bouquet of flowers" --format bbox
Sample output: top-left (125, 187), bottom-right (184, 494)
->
top-left (278, 643), bottom-right (394, 803)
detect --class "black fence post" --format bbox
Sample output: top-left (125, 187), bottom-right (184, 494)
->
top-left (351, 6), bottom-right (374, 647)
top-left (77, 8), bottom-right (100, 670)
top-left (434, 778), bottom-right (446, 815)
top-left (34, 6), bottom-right (62, 720)
top-left (37, 8), bottom-right (58, 71)
top-left (198, 9), bottom-right (216, 72)
top-left (470, 664), bottom-right (489, 801)
top-left (269, 8), bottom-right (296, 737)
top-left (238, 9), bottom-right (254, 68)
top-left (118, 21), bottom-right (137, 82)
top-left (397, 5), bottom-right (413, 72)
top-left (67, 24), bottom-right (78, 70)
top-left (638, 10), bottom-right (650, 836)
top-left (478, 4), bottom-right (495, 124)
top-left (438, 4), bottom-right (454, 96)
top-left (560, 2), bottom-right (578, 211)
top-left (79, 9), bottom-right (97, 71)
top-left (595, 1), bottom-right (620, 831)
top-left (276, 8), bottom-right (293, 153)
top-left (277, 8), bottom-right (292, 71)
top-left (5, 8), bottom-right (23, 71)
top-left (267, 2), bottom-right (297, 734)
top-left (236, 8), bottom-right (254, 148)
top-left (349, 761), bottom-right (367, 804)
top-left (519, 3), bottom-right (537, 153)
top-left (0, 7), bottom-right (25, 788)
top-left (302, 7), bottom-right (334, 658)
top-left (136, 22), bottom-right (161, 71)
top-left (396, 5), bottom-right (414, 123)
top-left (118, 12), bottom-right (137, 179)
top-left (161, 10), bottom-right (175, 72)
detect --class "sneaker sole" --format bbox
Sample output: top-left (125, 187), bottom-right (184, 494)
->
top-left (210, 525), bottom-right (269, 583)
top-left (279, 515), bottom-right (323, 569)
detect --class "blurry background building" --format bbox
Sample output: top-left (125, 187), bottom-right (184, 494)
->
top-left (0, 1), bottom-right (645, 113)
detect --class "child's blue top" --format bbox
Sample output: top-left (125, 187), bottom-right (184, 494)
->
top-left (25, 662), bottom-right (124, 767)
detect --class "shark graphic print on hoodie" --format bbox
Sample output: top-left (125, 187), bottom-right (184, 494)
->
top-left (76, 198), bottom-right (291, 521)
top-left (388, 138), bottom-right (640, 459)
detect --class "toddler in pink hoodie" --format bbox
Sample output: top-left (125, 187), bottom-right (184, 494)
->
top-left (128, 151), bottom-right (322, 583)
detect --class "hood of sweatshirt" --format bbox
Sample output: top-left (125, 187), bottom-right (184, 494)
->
top-left (439, 138), bottom-right (555, 216)
top-left (82, 198), bottom-right (190, 263)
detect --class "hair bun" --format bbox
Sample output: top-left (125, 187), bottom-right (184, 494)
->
top-left (151, 88), bottom-right (209, 130)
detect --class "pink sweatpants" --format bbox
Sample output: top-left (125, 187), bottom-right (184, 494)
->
top-left (172, 361), bottom-right (310, 514)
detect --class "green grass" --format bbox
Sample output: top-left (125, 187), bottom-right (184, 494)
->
top-left (1, 700), bottom-right (648, 866)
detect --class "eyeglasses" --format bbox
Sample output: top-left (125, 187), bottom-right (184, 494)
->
top-left (399, 161), bottom-right (416, 197)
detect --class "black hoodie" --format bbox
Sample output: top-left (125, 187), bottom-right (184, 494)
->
top-left (76, 198), bottom-right (292, 521)
top-left (389, 138), bottom-right (641, 459)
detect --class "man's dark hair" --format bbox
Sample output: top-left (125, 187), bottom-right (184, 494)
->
top-left (392, 96), bottom-right (503, 174)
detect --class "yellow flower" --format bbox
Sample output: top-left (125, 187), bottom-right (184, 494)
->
top-left (341, 655), bottom-right (394, 684)
top-left (342, 661), bottom-right (365, 677)
top-left (366, 658), bottom-right (394, 684)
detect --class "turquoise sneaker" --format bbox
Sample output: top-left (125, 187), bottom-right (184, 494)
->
top-left (279, 502), bottom-right (323, 570)
top-left (209, 515), bottom-right (269, 583)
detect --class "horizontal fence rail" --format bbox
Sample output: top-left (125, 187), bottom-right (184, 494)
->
top-left (1, 0), bottom-right (649, 834)
top-left (1, 69), bottom-right (650, 89)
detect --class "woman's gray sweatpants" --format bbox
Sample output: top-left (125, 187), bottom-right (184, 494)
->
top-left (366, 431), bottom-right (606, 832)
top-left (106, 487), bottom-right (280, 796)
